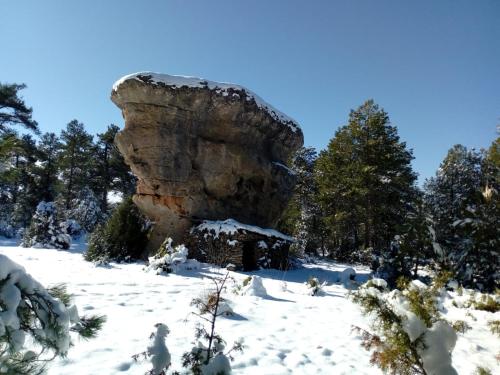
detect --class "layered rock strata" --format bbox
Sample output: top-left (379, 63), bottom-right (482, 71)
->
top-left (111, 72), bottom-right (303, 250)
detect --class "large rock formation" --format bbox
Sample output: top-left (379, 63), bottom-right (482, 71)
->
top-left (111, 72), bottom-right (303, 250)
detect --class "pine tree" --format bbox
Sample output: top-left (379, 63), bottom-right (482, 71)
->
top-left (315, 100), bottom-right (416, 259)
top-left (94, 124), bottom-right (135, 213)
top-left (37, 132), bottom-right (62, 202)
top-left (425, 142), bottom-right (499, 290)
top-left (21, 201), bottom-right (71, 249)
top-left (58, 120), bottom-right (95, 209)
top-left (10, 134), bottom-right (41, 227)
top-left (85, 196), bottom-right (149, 262)
top-left (0, 82), bottom-right (38, 135)
top-left (398, 191), bottom-right (434, 278)
top-left (0, 254), bottom-right (104, 374)
top-left (68, 186), bottom-right (103, 233)
top-left (288, 147), bottom-right (327, 256)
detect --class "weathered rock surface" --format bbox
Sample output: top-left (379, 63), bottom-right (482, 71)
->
top-left (185, 219), bottom-right (293, 271)
top-left (111, 72), bottom-right (303, 249)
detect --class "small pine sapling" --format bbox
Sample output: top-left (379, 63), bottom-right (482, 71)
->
top-left (0, 255), bottom-right (105, 374)
top-left (352, 276), bottom-right (458, 375)
top-left (306, 276), bottom-right (326, 296)
top-left (183, 273), bottom-right (242, 375)
top-left (133, 323), bottom-right (171, 375)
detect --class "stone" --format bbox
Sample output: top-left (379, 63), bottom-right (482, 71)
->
top-left (185, 219), bottom-right (293, 271)
top-left (111, 72), bottom-right (303, 250)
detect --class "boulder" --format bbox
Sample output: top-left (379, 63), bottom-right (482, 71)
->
top-left (185, 219), bottom-right (293, 271)
top-left (111, 72), bottom-right (303, 249)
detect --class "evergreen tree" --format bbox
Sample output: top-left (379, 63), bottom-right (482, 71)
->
top-left (425, 143), bottom-right (499, 290)
top-left (0, 82), bottom-right (38, 135)
top-left (398, 191), bottom-right (434, 278)
top-left (85, 196), bottom-right (149, 262)
top-left (37, 132), bottom-right (62, 202)
top-left (315, 100), bottom-right (416, 259)
top-left (424, 145), bottom-right (482, 266)
top-left (58, 120), bottom-right (95, 209)
top-left (94, 124), bottom-right (135, 213)
top-left (0, 133), bottom-right (41, 228)
top-left (21, 201), bottom-right (71, 249)
top-left (68, 186), bottom-right (103, 233)
top-left (289, 147), bottom-right (327, 256)
top-left (10, 134), bottom-right (41, 227)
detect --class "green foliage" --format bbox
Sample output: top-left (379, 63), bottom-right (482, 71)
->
top-left (94, 124), bottom-right (136, 212)
top-left (183, 273), bottom-right (242, 375)
top-left (85, 196), bottom-right (149, 262)
top-left (352, 277), bottom-right (456, 375)
top-left (474, 366), bottom-right (492, 375)
top-left (470, 295), bottom-right (500, 313)
top-left (451, 320), bottom-right (471, 334)
top-left (306, 276), bottom-right (325, 296)
top-left (315, 100), bottom-right (417, 259)
top-left (487, 320), bottom-right (500, 337)
top-left (424, 142), bottom-right (499, 291)
top-left (0, 257), bottom-right (104, 375)
top-left (0, 82), bottom-right (38, 135)
top-left (58, 119), bottom-right (95, 209)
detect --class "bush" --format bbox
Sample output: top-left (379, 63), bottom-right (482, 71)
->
top-left (0, 254), bottom-right (104, 374)
top-left (306, 276), bottom-right (326, 296)
top-left (469, 294), bottom-right (500, 313)
top-left (487, 320), bottom-right (500, 337)
top-left (144, 237), bottom-right (198, 275)
top-left (352, 278), bottom-right (458, 375)
top-left (84, 196), bottom-right (149, 262)
top-left (21, 201), bottom-right (71, 249)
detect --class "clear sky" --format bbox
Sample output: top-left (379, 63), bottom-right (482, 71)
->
top-left (1, 0), bottom-right (499, 182)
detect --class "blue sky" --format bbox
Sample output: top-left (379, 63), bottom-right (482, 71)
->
top-left (1, 0), bottom-right (499, 182)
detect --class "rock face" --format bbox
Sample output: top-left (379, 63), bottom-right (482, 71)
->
top-left (185, 219), bottom-right (292, 271)
top-left (111, 72), bottom-right (303, 250)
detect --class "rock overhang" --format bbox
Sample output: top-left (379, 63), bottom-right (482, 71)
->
top-left (111, 71), bottom-right (304, 250)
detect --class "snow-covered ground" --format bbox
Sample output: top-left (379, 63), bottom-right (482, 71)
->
top-left (0, 239), bottom-right (498, 374)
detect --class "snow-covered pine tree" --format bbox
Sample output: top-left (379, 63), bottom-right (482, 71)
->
top-left (68, 186), bottom-right (103, 233)
top-left (352, 277), bottom-right (458, 375)
top-left (21, 201), bottom-right (71, 249)
top-left (183, 273), bottom-right (242, 375)
top-left (423, 144), bottom-right (498, 289)
top-left (0, 254), bottom-right (104, 374)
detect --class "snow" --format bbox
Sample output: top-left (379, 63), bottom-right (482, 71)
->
top-left (272, 161), bottom-right (297, 176)
top-left (113, 72), bottom-right (301, 134)
top-left (107, 191), bottom-right (123, 205)
top-left (194, 218), bottom-right (294, 242)
top-left (147, 323), bottom-right (171, 375)
top-left (419, 320), bottom-right (458, 375)
top-left (0, 242), bottom-right (498, 374)
top-left (241, 276), bottom-right (268, 297)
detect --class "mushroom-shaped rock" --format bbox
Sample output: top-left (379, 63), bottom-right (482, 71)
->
top-left (111, 72), bottom-right (303, 250)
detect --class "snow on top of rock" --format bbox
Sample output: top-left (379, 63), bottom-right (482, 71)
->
top-left (194, 218), bottom-right (294, 242)
top-left (113, 72), bottom-right (301, 133)
top-left (272, 161), bottom-right (297, 176)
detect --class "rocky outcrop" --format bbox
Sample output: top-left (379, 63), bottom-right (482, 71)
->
top-left (111, 72), bottom-right (303, 250)
top-left (185, 219), bottom-right (292, 271)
